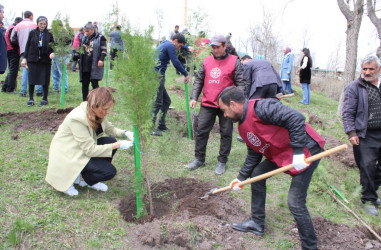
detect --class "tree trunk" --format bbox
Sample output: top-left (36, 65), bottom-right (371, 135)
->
top-left (336, 0), bottom-right (364, 116)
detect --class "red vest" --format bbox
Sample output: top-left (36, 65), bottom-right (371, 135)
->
top-left (201, 54), bottom-right (237, 108)
top-left (238, 99), bottom-right (325, 176)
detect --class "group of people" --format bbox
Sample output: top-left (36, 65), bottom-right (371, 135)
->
top-left (0, 7), bottom-right (125, 105)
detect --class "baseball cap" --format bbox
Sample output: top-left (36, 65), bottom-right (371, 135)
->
top-left (210, 34), bottom-right (226, 46)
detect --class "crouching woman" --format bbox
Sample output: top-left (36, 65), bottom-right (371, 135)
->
top-left (46, 87), bottom-right (134, 196)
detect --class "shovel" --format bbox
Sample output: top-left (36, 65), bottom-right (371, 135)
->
top-left (200, 144), bottom-right (348, 200)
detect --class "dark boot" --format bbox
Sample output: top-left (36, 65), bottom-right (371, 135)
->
top-left (231, 219), bottom-right (264, 236)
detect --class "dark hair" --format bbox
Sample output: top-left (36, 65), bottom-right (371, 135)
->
top-left (302, 48), bottom-right (313, 67)
top-left (24, 11), bottom-right (33, 19)
top-left (172, 33), bottom-right (186, 44)
top-left (175, 25), bottom-right (179, 28)
top-left (15, 17), bottom-right (23, 24)
top-left (116, 25), bottom-right (121, 30)
top-left (241, 55), bottom-right (252, 61)
top-left (218, 86), bottom-right (245, 106)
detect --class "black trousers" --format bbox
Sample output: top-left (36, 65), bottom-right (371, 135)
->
top-left (152, 75), bottom-right (170, 130)
top-left (81, 137), bottom-right (118, 186)
top-left (29, 84), bottom-right (49, 101)
top-left (195, 105), bottom-right (233, 163)
top-left (250, 83), bottom-right (278, 99)
top-left (2, 51), bottom-right (20, 92)
top-left (81, 72), bottom-right (99, 101)
top-left (353, 129), bottom-right (381, 203)
top-left (250, 144), bottom-right (321, 250)
top-left (110, 48), bottom-right (120, 70)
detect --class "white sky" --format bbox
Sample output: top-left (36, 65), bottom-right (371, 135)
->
top-left (2, 0), bottom-right (379, 69)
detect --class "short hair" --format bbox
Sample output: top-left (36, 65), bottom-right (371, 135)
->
top-left (241, 55), bottom-right (252, 61)
top-left (218, 86), bottom-right (245, 106)
top-left (116, 25), bottom-right (121, 30)
top-left (15, 17), bottom-right (23, 24)
top-left (24, 11), bottom-right (33, 19)
top-left (361, 55), bottom-right (381, 69)
top-left (79, 27), bottom-right (84, 32)
top-left (175, 25), bottom-right (179, 28)
top-left (171, 33), bottom-right (186, 44)
top-left (84, 22), bottom-right (95, 30)
top-left (0, 4), bottom-right (4, 13)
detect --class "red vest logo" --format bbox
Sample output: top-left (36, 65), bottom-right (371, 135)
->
top-left (247, 132), bottom-right (261, 146)
top-left (210, 67), bottom-right (221, 78)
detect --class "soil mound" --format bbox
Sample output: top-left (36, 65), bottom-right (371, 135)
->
top-left (0, 107), bottom-right (73, 138)
top-left (321, 134), bottom-right (356, 168)
top-left (289, 216), bottom-right (381, 249)
top-left (119, 177), bottom-right (254, 249)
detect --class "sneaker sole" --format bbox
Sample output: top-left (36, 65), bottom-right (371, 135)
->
top-left (231, 225), bottom-right (264, 236)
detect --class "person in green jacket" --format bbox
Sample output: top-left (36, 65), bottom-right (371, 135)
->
top-left (46, 87), bottom-right (134, 196)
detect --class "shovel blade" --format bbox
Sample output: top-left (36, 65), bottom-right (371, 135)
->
top-left (199, 188), bottom-right (218, 200)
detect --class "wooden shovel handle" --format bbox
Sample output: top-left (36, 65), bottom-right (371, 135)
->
top-left (212, 144), bottom-right (348, 195)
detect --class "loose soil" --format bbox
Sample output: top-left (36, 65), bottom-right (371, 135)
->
top-left (0, 107), bottom-right (73, 138)
top-left (119, 177), bottom-right (380, 249)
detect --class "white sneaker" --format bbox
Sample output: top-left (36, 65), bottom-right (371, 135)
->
top-left (63, 185), bottom-right (79, 196)
top-left (88, 182), bottom-right (108, 192)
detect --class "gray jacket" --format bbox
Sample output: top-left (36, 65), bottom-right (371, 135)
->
top-left (191, 52), bottom-right (245, 101)
top-left (243, 59), bottom-right (282, 98)
top-left (342, 77), bottom-right (369, 138)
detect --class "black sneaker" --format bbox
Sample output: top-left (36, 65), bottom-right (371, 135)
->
top-left (39, 100), bottom-right (48, 107)
top-left (185, 159), bottom-right (205, 170)
top-left (231, 219), bottom-right (264, 236)
top-left (27, 100), bottom-right (34, 107)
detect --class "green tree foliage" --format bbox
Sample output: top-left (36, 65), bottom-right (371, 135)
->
top-left (50, 13), bottom-right (73, 66)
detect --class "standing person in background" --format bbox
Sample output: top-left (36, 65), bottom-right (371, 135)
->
top-left (298, 48), bottom-right (313, 105)
top-left (280, 46), bottom-right (294, 94)
top-left (71, 27), bottom-right (84, 72)
top-left (2, 17), bottom-right (22, 93)
top-left (73, 22), bottom-right (107, 101)
top-left (21, 16), bottom-right (54, 107)
top-left (169, 25), bottom-right (179, 40)
top-left (152, 33), bottom-right (192, 136)
top-left (109, 25), bottom-right (124, 70)
top-left (342, 55), bottom-right (381, 216)
top-left (185, 34), bottom-right (245, 175)
top-left (0, 5), bottom-right (7, 75)
top-left (11, 11), bottom-right (43, 97)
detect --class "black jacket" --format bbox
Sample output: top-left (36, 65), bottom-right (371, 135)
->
top-left (24, 28), bottom-right (54, 64)
top-left (237, 98), bottom-right (319, 180)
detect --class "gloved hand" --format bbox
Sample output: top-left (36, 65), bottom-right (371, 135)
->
top-left (120, 140), bottom-right (133, 150)
top-left (292, 154), bottom-right (309, 171)
top-left (124, 130), bottom-right (134, 141)
top-left (230, 178), bottom-right (243, 192)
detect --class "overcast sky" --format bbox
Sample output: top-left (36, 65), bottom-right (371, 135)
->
top-left (2, 0), bottom-right (379, 69)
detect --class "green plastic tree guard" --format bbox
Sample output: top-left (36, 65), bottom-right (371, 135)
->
top-left (105, 55), bottom-right (109, 86)
top-left (60, 64), bottom-right (66, 108)
top-left (184, 82), bottom-right (192, 139)
top-left (133, 125), bottom-right (143, 218)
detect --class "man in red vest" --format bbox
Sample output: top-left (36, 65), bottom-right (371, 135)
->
top-left (218, 86), bottom-right (325, 250)
top-left (185, 34), bottom-right (245, 175)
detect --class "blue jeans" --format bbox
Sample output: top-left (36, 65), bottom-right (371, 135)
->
top-left (20, 67), bottom-right (42, 94)
top-left (301, 83), bottom-right (310, 104)
top-left (282, 80), bottom-right (292, 94)
top-left (250, 145), bottom-right (321, 250)
top-left (52, 57), bottom-right (69, 92)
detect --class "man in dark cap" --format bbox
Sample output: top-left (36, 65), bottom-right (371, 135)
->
top-left (185, 34), bottom-right (245, 175)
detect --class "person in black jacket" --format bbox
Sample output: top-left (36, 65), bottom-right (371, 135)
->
top-left (298, 48), bottom-right (313, 105)
top-left (21, 16), bottom-right (54, 107)
top-left (218, 86), bottom-right (325, 250)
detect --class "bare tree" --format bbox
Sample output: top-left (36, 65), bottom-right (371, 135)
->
top-left (337, 0), bottom-right (364, 115)
top-left (366, 0), bottom-right (381, 58)
top-left (327, 40), bottom-right (345, 77)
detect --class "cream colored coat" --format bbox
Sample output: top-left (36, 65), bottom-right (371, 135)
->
top-left (46, 102), bottom-right (124, 192)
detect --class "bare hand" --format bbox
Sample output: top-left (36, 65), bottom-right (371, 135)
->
top-left (21, 59), bottom-right (27, 68)
top-left (184, 75), bottom-right (191, 83)
top-left (188, 46), bottom-right (195, 53)
top-left (349, 136), bottom-right (360, 146)
top-left (190, 100), bottom-right (197, 109)
top-left (98, 60), bottom-right (104, 68)
top-left (49, 53), bottom-right (55, 59)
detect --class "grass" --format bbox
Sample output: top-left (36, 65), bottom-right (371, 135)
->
top-left (0, 65), bottom-right (380, 249)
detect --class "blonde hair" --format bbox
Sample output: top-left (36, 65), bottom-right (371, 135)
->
top-left (86, 87), bottom-right (115, 130)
